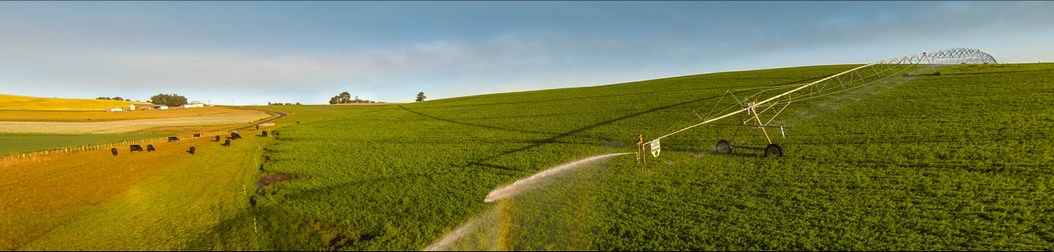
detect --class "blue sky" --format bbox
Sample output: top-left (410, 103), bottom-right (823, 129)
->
top-left (1, 1), bottom-right (1052, 105)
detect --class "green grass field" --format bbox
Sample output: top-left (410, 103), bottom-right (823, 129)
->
top-left (250, 63), bottom-right (1054, 250)
top-left (6, 63), bottom-right (1052, 250)
top-left (1, 135), bottom-right (271, 250)
top-left (246, 104), bottom-right (394, 125)
top-left (0, 133), bottom-right (170, 155)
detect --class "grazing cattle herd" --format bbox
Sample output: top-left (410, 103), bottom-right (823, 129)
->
top-left (108, 129), bottom-right (275, 156)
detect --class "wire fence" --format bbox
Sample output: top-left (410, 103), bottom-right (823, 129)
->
top-left (1, 111), bottom-right (285, 164)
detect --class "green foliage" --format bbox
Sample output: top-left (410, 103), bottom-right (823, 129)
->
top-left (258, 63), bottom-right (1053, 250)
top-left (0, 133), bottom-right (169, 155)
top-left (149, 93), bottom-right (188, 107)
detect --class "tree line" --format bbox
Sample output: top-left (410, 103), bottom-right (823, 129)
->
top-left (329, 92), bottom-right (383, 104)
top-left (149, 93), bottom-right (188, 107)
top-left (96, 97), bottom-right (131, 101)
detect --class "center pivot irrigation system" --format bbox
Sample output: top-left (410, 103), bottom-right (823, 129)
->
top-left (638, 48), bottom-right (997, 160)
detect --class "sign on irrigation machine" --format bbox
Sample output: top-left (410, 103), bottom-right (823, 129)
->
top-left (650, 140), bottom-right (661, 157)
top-left (639, 48), bottom-right (997, 159)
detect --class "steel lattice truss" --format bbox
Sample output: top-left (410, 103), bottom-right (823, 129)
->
top-left (647, 48), bottom-right (997, 147)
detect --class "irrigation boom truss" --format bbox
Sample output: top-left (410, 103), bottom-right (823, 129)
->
top-left (642, 47), bottom-right (997, 158)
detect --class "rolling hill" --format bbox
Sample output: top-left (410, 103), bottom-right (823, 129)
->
top-left (249, 63), bottom-right (1053, 250)
top-left (0, 94), bottom-right (145, 111)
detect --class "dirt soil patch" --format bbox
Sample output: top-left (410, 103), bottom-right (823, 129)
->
top-left (256, 173), bottom-right (296, 196)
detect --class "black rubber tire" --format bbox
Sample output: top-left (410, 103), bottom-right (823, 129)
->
top-left (715, 140), bottom-right (732, 155)
top-left (765, 143), bottom-right (784, 158)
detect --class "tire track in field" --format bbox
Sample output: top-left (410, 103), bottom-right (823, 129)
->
top-left (232, 110), bottom-right (287, 131)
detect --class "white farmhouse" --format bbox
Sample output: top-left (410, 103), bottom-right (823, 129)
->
top-left (182, 101), bottom-right (205, 108)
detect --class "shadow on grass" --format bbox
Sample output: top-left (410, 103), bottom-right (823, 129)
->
top-left (185, 207), bottom-right (373, 251)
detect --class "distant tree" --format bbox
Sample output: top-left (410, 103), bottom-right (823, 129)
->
top-left (329, 96), bottom-right (339, 105)
top-left (416, 92), bottom-right (426, 102)
top-left (295, 102), bottom-right (301, 105)
top-left (97, 97), bottom-right (111, 100)
top-left (113, 97), bottom-right (124, 101)
top-left (340, 92), bottom-right (351, 103)
top-left (149, 93), bottom-right (188, 107)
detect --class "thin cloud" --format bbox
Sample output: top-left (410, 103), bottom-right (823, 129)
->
top-left (0, 2), bottom-right (1052, 104)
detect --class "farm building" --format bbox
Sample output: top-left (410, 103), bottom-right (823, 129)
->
top-left (134, 104), bottom-right (168, 110)
top-left (108, 107), bottom-right (124, 112)
top-left (182, 101), bottom-right (206, 108)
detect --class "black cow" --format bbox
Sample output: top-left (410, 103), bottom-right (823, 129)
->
top-left (193, 133), bottom-right (201, 137)
top-left (261, 131), bottom-right (268, 137)
top-left (222, 139), bottom-right (231, 146)
top-left (188, 146), bottom-right (196, 154)
top-left (256, 125), bottom-right (259, 130)
top-left (111, 148), bottom-right (118, 156)
top-left (231, 132), bottom-right (242, 139)
top-left (214, 135), bottom-right (221, 142)
top-left (296, 121), bottom-right (300, 124)
top-left (147, 144), bottom-right (155, 152)
top-left (168, 136), bottom-right (179, 142)
top-left (130, 145), bottom-right (144, 152)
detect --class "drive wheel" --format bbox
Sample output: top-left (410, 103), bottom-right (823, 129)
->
top-left (715, 140), bottom-right (732, 155)
top-left (765, 143), bottom-right (783, 158)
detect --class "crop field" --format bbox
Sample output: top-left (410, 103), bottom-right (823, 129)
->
top-left (4, 63), bottom-right (1050, 251)
top-left (250, 63), bottom-right (1053, 250)
top-left (0, 132), bottom-right (272, 250)
top-left (0, 94), bottom-right (142, 111)
top-left (0, 106), bottom-right (263, 122)
top-left (0, 113), bottom-right (271, 134)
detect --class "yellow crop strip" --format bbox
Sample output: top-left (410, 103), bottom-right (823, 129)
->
top-left (0, 94), bottom-right (144, 111)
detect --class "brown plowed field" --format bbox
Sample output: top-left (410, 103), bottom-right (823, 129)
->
top-left (0, 106), bottom-right (261, 122)
top-left (0, 113), bottom-right (271, 134)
